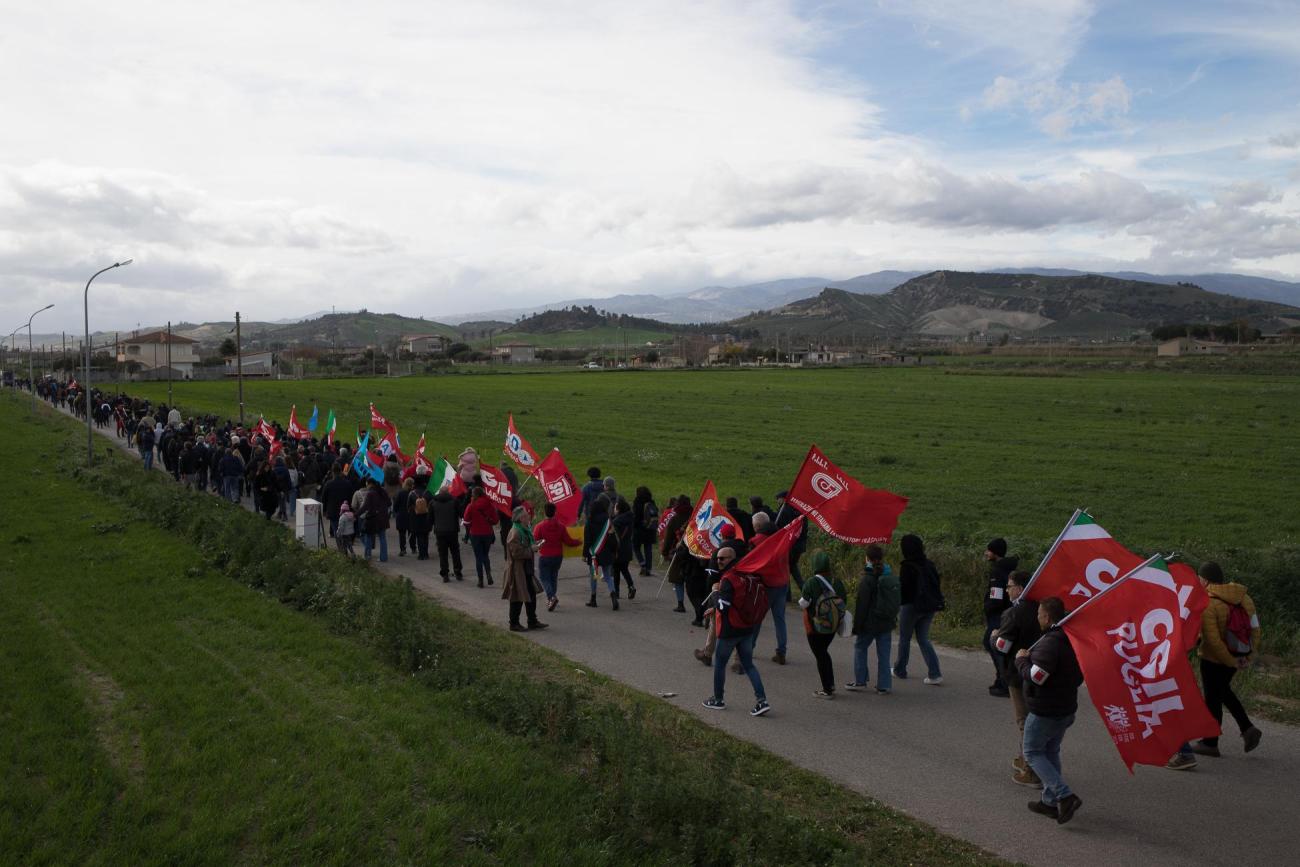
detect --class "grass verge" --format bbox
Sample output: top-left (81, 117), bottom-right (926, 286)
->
top-left (1, 393), bottom-right (1007, 866)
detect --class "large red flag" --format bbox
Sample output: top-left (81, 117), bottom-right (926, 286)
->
top-left (478, 462), bottom-right (514, 517)
top-left (535, 448), bottom-right (581, 526)
top-left (287, 405), bottom-right (310, 440)
top-left (376, 427), bottom-right (409, 463)
top-left (786, 445), bottom-right (907, 545)
top-left (1026, 511), bottom-right (1206, 649)
top-left (1061, 556), bottom-right (1220, 771)
top-left (503, 413), bottom-right (541, 474)
top-left (734, 516), bottom-right (804, 587)
top-left (684, 481), bottom-right (739, 559)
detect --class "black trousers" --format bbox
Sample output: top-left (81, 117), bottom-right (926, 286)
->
top-left (436, 532), bottom-right (463, 576)
top-left (806, 631), bottom-right (836, 693)
top-left (1200, 659), bottom-right (1253, 746)
top-left (415, 531), bottom-right (430, 559)
top-left (509, 578), bottom-right (539, 626)
top-left (613, 562), bottom-right (634, 593)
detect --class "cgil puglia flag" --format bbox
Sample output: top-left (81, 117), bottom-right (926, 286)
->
top-left (428, 456), bottom-right (457, 495)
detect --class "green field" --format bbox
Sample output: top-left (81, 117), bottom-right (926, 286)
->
top-left (121, 365), bottom-right (1298, 557)
top-left (2, 396), bottom-right (1004, 865)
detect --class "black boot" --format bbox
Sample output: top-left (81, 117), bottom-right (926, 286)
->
top-left (612, 594), bottom-right (620, 611)
top-left (586, 593), bottom-right (597, 608)
top-left (673, 602), bottom-right (686, 613)
top-left (627, 581), bottom-right (637, 600)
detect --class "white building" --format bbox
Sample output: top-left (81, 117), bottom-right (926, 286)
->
top-left (225, 350), bottom-right (277, 376)
top-left (120, 330), bottom-right (197, 377)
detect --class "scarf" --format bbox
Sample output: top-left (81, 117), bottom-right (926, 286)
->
top-left (513, 519), bottom-right (534, 548)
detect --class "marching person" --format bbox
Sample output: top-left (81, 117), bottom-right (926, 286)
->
top-left (611, 498), bottom-right (637, 599)
top-left (847, 545), bottom-right (899, 694)
top-left (894, 534), bottom-right (944, 685)
top-left (1017, 596), bottom-right (1084, 824)
top-left (1190, 561), bottom-right (1263, 757)
top-left (797, 551), bottom-right (846, 699)
top-left (661, 494), bottom-right (692, 614)
top-left (632, 486), bottom-right (659, 576)
top-left (983, 538), bottom-right (1019, 697)
top-left (701, 545), bottom-right (770, 717)
top-left (534, 502), bottom-right (579, 611)
top-left (995, 571), bottom-right (1043, 786)
top-left (464, 486), bottom-right (499, 587)
top-left (503, 506), bottom-right (547, 632)
top-left (431, 482), bottom-right (464, 581)
top-left (582, 492), bottom-right (619, 609)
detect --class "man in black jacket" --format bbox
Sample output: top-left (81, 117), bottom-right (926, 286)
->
top-left (1016, 596), bottom-right (1084, 824)
top-left (995, 571), bottom-right (1042, 786)
top-left (983, 538), bottom-right (1019, 697)
top-left (431, 485), bottom-right (464, 580)
top-left (319, 468), bottom-right (356, 538)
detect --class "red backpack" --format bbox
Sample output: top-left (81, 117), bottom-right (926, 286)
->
top-left (728, 572), bottom-right (770, 630)
top-left (1225, 604), bottom-right (1254, 656)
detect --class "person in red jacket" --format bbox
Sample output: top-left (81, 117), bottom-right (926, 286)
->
top-left (464, 487), bottom-right (500, 587)
top-left (534, 502), bottom-right (579, 611)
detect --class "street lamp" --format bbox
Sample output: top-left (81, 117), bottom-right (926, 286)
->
top-left (4, 328), bottom-right (19, 388)
top-left (26, 303), bottom-right (54, 412)
top-left (84, 259), bottom-right (132, 466)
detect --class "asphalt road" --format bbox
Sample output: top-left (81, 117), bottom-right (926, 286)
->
top-left (76, 408), bottom-right (1298, 867)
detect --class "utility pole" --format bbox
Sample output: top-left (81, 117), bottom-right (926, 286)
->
top-left (236, 311), bottom-right (245, 426)
top-left (166, 320), bottom-right (173, 405)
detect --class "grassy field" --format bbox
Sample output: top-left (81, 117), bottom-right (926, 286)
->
top-left (1, 395), bottom-right (1004, 866)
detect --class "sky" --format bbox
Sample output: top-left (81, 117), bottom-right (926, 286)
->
top-left (3, 0), bottom-right (1300, 335)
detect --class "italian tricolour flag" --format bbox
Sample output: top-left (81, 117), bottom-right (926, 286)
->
top-left (428, 456), bottom-right (459, 495)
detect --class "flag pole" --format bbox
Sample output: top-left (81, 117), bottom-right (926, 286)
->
top-left (1020, 508), bottom-right (1082, 598)
top-left (1024, 553), bottom-right (1162, 651)
top-left (654, 549), bottom-right (680, 600)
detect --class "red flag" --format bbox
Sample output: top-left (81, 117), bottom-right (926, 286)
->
top-left (376, 428), bottom-right (408, 463)
top-left (1061, 557), bottom-right (1220, 771)
top-left (1169, 562), bottom-right (1211, 652)
top-left (268, 439), bottom-right (283, 461)
top-left (786, 445), bottom-right (907, 544)
top-left (656, 506), bottom-right (673, 541)
top-left (684, 481), bottom-right (739, 559)
top-left (254, 417), bottom-right (276, 442)
top-left (286, 405), bottom-right (309, 440)
top-left (734, 516), bottom-right (804, 587)
top-left (370, 402), bottom-right (395, 432)
top-left (503, 413), bottom-right (541, 474)
top-left (1025, 511), bottom-right (1145, 610)
top-left (478, 463), bottom-right (514, 517)
top-left (535, 448), bottom-right (581, 526)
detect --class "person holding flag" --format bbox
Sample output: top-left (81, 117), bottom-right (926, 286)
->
top-left (1016, 596), bottom-right (1085, 824)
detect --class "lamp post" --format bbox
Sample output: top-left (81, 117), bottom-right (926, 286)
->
top-left (26, 303), bottom-right (54, 412)
top-left (4, 329), bottom-right (19, 388)
top-left (84, 259), bottom-right (132, 466)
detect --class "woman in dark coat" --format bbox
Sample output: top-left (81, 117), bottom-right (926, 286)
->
top-left (393, 477), bottom-right (414, 556)
top-left (254, 460), bottom-right (279, 520)
top-left (611, 499), bottom-right (637, 600)
top-left (503, 506), bottom-right (546, 631)
top-left (631, 486), bottom-right (659, 576)
top-left (582, 494), bottom-right (619, 610)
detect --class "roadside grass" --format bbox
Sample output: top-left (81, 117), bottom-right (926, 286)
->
top-left (2, 395), bottom-right (1007, 866)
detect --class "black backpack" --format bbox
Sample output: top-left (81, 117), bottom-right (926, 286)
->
top-left (642, 501), bottom-right (660, 530)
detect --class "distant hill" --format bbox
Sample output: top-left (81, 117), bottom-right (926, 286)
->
top-left (734, 271), bottom-right (1300, 339)
top-left (987, 268), bottom-right (1300, 307)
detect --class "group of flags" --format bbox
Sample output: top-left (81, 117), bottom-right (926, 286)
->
top-left (1018, 510), bottom-right (1219, 771)
top-left (243, 398), bottom-right (1219, 773)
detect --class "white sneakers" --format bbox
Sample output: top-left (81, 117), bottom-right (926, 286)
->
top-left (923, 676), bottom-right (944, 686)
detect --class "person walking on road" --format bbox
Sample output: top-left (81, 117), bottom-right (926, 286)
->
top-left (611, 499), bottom-right (637, 599)
top-left (359, 478), bottom-right (391, 562)
top-left (464, 486), bottom-right (498, 587)
top-left (701, 546), bottom-right (770, 717)
top-left (1190, 561), bottom-right (1263, 758)
top-left (847, 545), bottom-right (899, 695)
top-left (1017, 596), bottom-right (1084, 825)
top-left (894, 534), bottom-right (945, 685)
top-left (983, 538), bottom-right (1019, 697)
top-left (504, 506), bottom-right (547, 632)
top-left (583, 493), bottom-right (619, 610)
top-left (797, 551), bottom-right (847, 699)
top-left (994, 571), bottom-right (1043, 786)
top-left (534, 502), bottom-right (578, 610)
top-left (632, 486), bottom-right (659, 576)
top-left (430, 483), bottom-right (464, 581)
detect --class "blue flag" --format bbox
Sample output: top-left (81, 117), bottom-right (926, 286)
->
top-left (351, 432), bottom-right (384, 483)
top-left (308, 405), bottom-right (319, 432)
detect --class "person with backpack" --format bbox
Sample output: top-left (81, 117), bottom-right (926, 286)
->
top-left (138, 424), bottom-right (156, 470)
top-left (894, 533), bottom-right (945, 685)
top-left (409, 490), bottom-right (432, 560)
top-left (983, 538), bottom-right (1019, 698)
top-left (847, 544), bottom-right (899, 695)
top-left (797, 551), bottom-right (847, 699)
top-left (1190, 561), bottom-right (1263, 757)
top-left (701, 546), bottom-right (771, 716)
top-left (1017, 596), bottom-right (1084, 825)
top-left (632, 486), bottom-right (659, 576)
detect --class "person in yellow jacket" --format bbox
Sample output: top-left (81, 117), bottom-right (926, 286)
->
top-left (1190, 562), bottom-right (1262, 758)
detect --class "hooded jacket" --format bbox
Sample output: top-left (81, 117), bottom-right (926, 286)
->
top-left (984, 555), bottom-right (1020, 617)
top-left (430, 490), bottom-right (462, 536)
top-left (853, 563), bottom-right (899, 636)
top-left (1200, 582), bottom-right (1261, 667)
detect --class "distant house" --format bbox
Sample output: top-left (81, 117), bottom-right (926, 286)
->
top-left (494, 342), bottom-right (535, 364)
top-left (120, 330), bottom-right (197, 378)
top-left (1157, 338), bottom-right (1228, 357)
top-left (225, 350), bottom-right (277, 376)
top-left (793, 345), bottom-right (836, 365)
top-left (404, 334), bottom-right (451, 355)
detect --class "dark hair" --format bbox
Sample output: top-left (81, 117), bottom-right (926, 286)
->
top-left (1008, 570), bottom-right (1031, 587)
top-left (865, 544), bottom-right (884, 561)
top-left (543, 502), bottom-right (556, 517)
top-left (1039, 596), bottom-right (1066, 623)
top-left (900, 533), bottom-right (925, 562)
top-left (749, 495), bottom-right (763, 508)
top-left (987, 537), bottom-right (1008, 558)
top-left (615, 499), bottom-right (630, 513)
top-left (1198, 562), bottom-right (1225, 584)
top-left (725, 497), bottom-right (739, 509)
top-left (471, 486), bottom-right (484, 498)
top-left (677, 494), bottom-right (689, 504)
top-left (636, 485), bottom-right (652, 500)
top-left (587, 466), bottom-right (601, 479)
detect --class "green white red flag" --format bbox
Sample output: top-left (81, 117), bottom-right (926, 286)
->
top-left (428, 456), bottom-right (458, 495)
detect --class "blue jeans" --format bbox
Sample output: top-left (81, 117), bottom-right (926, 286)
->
top-left (751, 584), bottom-right (789, 656)
top-left (538, 555), bottom-right (563, 599)
top-left (222, 476), bottom-right (240, 503)
top-left (363, 530), bottom-right (388, 562)
top-left (895, 604), bottom-right (941, 678)
top-left (635, 540), bottom-right (654, 571)
top-left (589, 562), bottom-right (616, 596)
top-left (1023, 712), bottom-right (1075, 806)
top-left (712, 634), bottom-right (765, 704)
top-left (675, 582), bottom-right (685, 604)
top-left (470, 535), bottom-right (493, 578)
top-left (141, 448), bottom-right (153, 470)
top-left (853, 631), bottom-right (893, 690)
